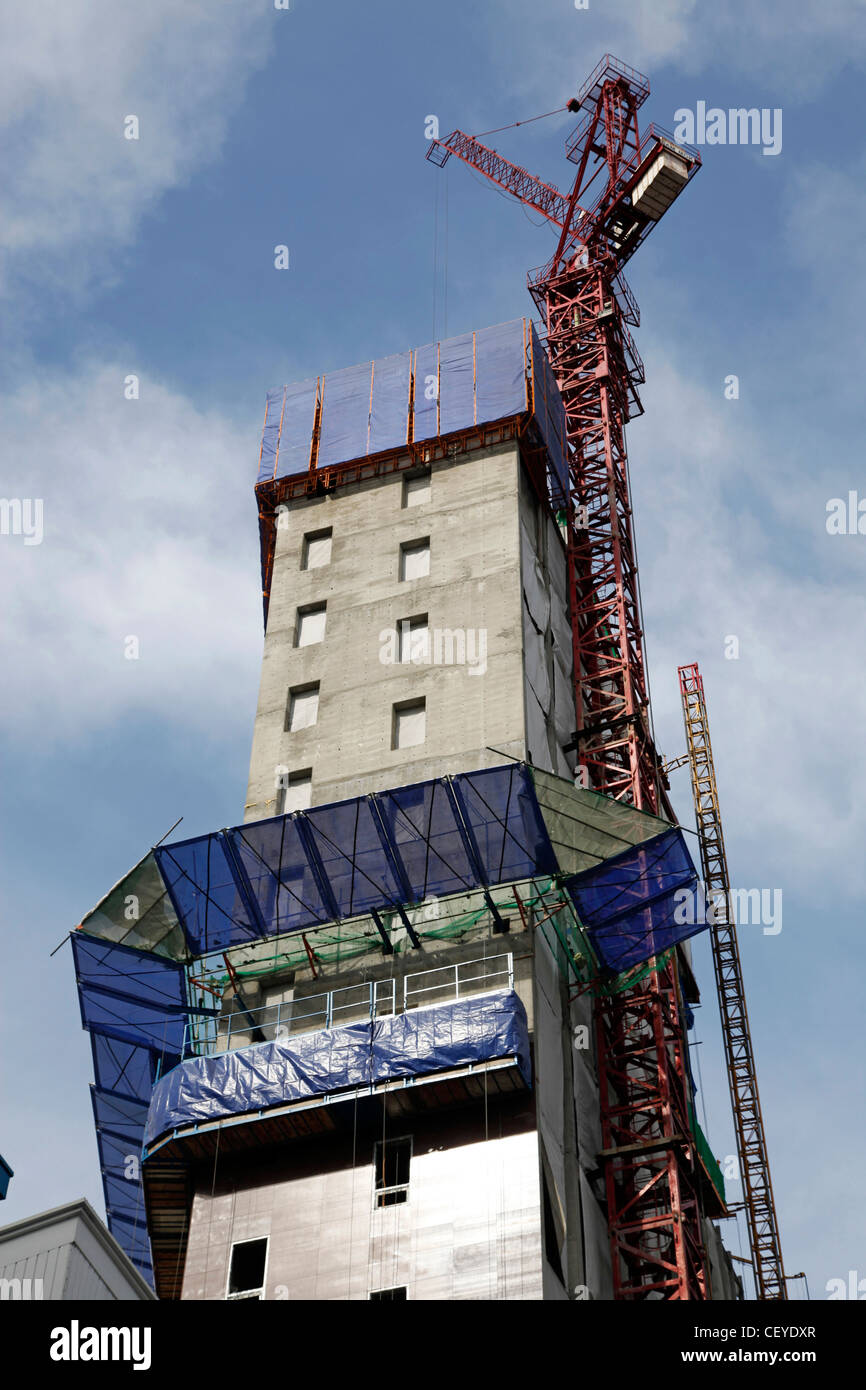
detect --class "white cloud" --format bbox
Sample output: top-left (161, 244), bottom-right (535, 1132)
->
top-left (629, 344), bottom-right (866, 897)
top-left (0, 362), bottom-right (264, 741)
top-left (0, 0), bottom-right (272, 297)
top-left (485, 0), bottom-right (866, 108)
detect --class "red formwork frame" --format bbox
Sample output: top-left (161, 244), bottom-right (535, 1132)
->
top-left (428, 56), bottom-right (708, 1298)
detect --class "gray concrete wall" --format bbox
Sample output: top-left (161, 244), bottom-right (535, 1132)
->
top-left (531, 915), bottom-right (614, 1301)
top-left (181, 1105), bottom-right (542, 1301)
top-left (245, 443), bottom-right (573, 820)
top-left (519, 468), bottom-right (574, 780)
top-left (704, 1217), bottom-right (744, 1301)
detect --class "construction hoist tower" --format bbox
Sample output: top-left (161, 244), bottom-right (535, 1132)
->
top-left (428, 55), bottom-right (708, 1298)
top-left (678, 663), bottom-right (787, 1299)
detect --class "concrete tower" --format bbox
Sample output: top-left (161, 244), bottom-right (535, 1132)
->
top-left (73, 319), bottom-right (739, 1300)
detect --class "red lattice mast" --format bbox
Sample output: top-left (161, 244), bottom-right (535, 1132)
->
top-left (428, 55), bottom-right (708, 1298)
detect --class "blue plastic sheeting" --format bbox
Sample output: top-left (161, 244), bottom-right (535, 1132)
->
top-left (438, 331), bottom-right (476, 434)
top-left (72, 933), bottom-right (193, 1055)
top-left (318, 362), bottom-right (374, 470)
top-left (71, 933), bottom-right (211, 1286)
top-left (98, 1127), bottom-right (151, 1254)
top-left (109, 1219), bottom-right (153, 1283)
top-left (92, 1034), bottom-right (166, 1105)
top-left (565, 827), bottom-right (705, 973)
top-left (155, 764), bottom-right (557, 956)
top-left (369, 352), bottom-right (412, 455)
top-left (155, 830), bottom-right (262, 958)
top-left (144, 991), bottom-right (530, 1147)
top-left (92, 1088), bottom-right (150, 1146)
top-left (258, 381), bottom-right (318, 483)
top-left (89, 1042), bottom-right (163, 1283)
top-left (413, 342), bottom-right (439, 442)
top-left (531, 331), bottom-right (569, 506)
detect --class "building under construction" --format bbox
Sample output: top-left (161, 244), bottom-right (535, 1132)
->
top-left (70, 57), bottom-right (785, 1301)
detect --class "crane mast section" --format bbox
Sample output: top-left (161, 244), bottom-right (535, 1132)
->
top-left (679, 662), bottom-right (787, 1301)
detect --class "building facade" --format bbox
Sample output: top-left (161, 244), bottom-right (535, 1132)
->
top-left (0, 1199), bottom-right (155, 1301)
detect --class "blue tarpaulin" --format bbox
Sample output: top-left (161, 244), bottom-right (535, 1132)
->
top-left (369, 351), bottom-right (412, 455)
top-left (144, 991), bottom-right (530, 1148)
top-left (475, 320), bottom-right (528, 425)
top-left (531, 332), bottom-right (569, 506)
top-left (438, 330), bottom-right (476, 434)
top-left (258, 380), bottom-right (318, 484)
top-left (565, 827), bottom-right (704, 972)
top-left (318, 361), bottom-right (375, 470)
top-left (155, 763), bottom-right (557, 956)
top-left (260, 319), bottom-right (559, 480)
top-left (412, 341), bottom-right (439, 442)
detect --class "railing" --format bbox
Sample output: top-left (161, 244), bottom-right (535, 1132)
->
top-left (183, 953), bottom-right (514, 1060)
top-left (641, 121), bottom-right (702, 167)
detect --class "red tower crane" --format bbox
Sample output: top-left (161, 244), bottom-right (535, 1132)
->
top-left (428, 56), bottom-right (709, 1298)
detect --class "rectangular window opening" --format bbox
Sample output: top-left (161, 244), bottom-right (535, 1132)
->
top-left (287, 682), bottom-right (320, 732)
top-left (227, 1237), bottom-right (268, 1299)
top-left (370, 1286), bottom-right (408, 1301)
top-left (402, 472), bottom-right (431, 509)
top-left (397, 615), bottom-right (429, 665)
top-left (399, 538), bottom-right (430, 582)
top-left (295, 602), bottom-right (326, 648)
top-left (392, 698), bottom-right (426, 751)
top-left (302, 528), bottom-right (332, 570)
top-left (276, 768), bottom-right (312, 815)
top-left (374, 1136), bottom-right (412, 1208)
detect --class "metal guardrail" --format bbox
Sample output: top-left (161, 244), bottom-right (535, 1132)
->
top-left (642, 121), bottom-right (702, 166)
top-left (184, 953), bottom-right (514, 1059)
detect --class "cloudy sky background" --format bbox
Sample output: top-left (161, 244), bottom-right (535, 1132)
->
top-left (1, 0), bottom-right (863, 1299)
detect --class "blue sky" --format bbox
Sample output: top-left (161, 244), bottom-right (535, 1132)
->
top-left (1, 0), bottom-right (864, 1301)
